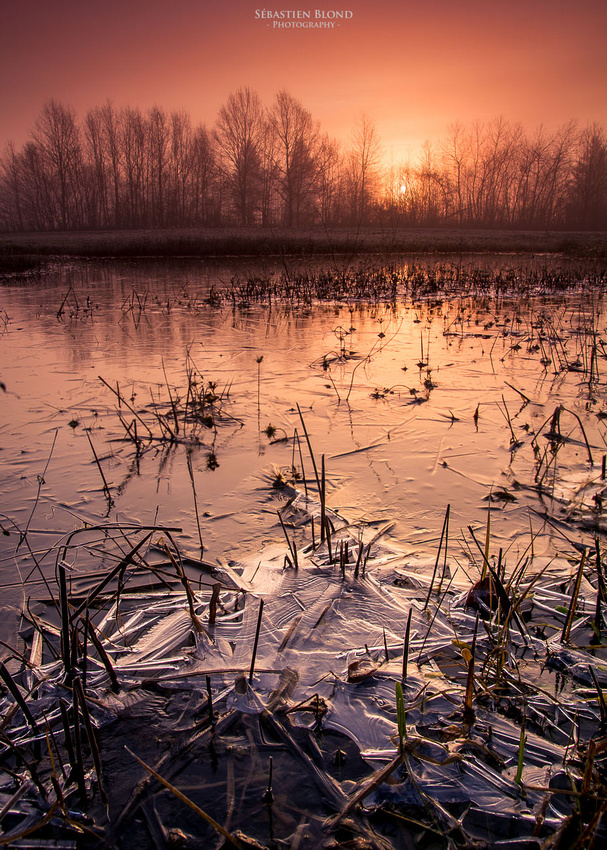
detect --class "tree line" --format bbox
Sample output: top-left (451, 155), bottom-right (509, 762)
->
top-left (1, 90), bottom-right (606, 232)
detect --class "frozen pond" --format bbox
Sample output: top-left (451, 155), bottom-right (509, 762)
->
top-left (1, 254), bottom-right (607, 848)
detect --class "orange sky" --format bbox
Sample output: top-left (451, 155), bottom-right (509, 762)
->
top-left (1, 0), bottom-right (606, 162)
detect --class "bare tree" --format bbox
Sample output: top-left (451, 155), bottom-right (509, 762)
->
top-left (268, 91), bottom-right (321, 226)
top-left (121, 107), bottom-right (146, 226)
top-left (3, 93), bottom-right (606, 232)
top-left (214, 88), bottom-right (264, 225)
top-left (147, 107), bottom-right (170, 226)
top-left (84, 102), bottom-right (123, 226)
top-left (345, 115), bottom-right (382, 223)
top-left (0, 143), bottom-right (24, 230)
top-left (316, 134), bottom-right (344, 225)
top-left (567, 124), bottom-right (607, 227)
top-left (32, 101), bottom-right (84, 228)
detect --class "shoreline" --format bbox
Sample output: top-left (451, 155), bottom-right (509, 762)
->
top-left (1, 226), bottom-right (606, 273)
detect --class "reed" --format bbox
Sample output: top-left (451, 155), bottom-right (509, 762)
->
top-left (514, 716), bottom-right (526, 786)
top-left (424, 503), bottom-right (450, 608)
top-left (296, 403), bottom-right (322, 496)
top-left (402, 608), bottom-right (412, 684)
top-left (206, 675), bottom-right (214, 726)
top-left (164, 541), bottom-right (206, 634)
top-left (84, 616), bottom-right (120, 693)
top-left (249, 598), bottom-right (264, 683)
top-left (73, 676), bottom-right (107, 805)
top-left (0, 662), bottom-right (38, 733)
top-left (277, 510), bottom-right (299, 570)
top-left (462, 619), bottom-right (478, 725)
top-left (71, 685), bottom-right (87, 804)
top-left (561, 549), bottom-right (587, 643)
top-left (208, 582), bottom-right (221, 627)
top-left (186, 452), bottom-right (204, 560)
top-left (85, 430), bottom-right (114, 508)
top-left (59, 698), bottom-right (76, 780)
top-left (126, 747), bottom-right (245, 849)
top-left (395, 681), bottom-right (406, 752)
top-left (594, 538), bottom-right (606, 635)
top-left (263, 756), bottom-right (274, 804)
top-left (18, 429), bottom-right (58, 550)
top-left (58, 563), bottom-right (72, 681)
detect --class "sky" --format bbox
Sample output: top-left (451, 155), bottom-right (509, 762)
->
top-left (1, 0), bottom-right (606, 163)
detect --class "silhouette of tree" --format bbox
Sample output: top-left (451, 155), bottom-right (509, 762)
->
top-left (568, 124), bottom-right (607, 228)
top-left (345, 115), bottom-right (382, 223)
top-left (32, 100), bottom-right (84, 228)
top-left (0, 96), bottom-right (605, 231)
top-left (268, 91), bottom-right (321, 226)
top-left (121, 107), bottom-right (147, 226)
top-left (84, 102), bottom-right (123, 226)
top-left (214, 88), bottom-right (264, 225)
top-left (316, 135), bottom-right (344, 225)
top-left (0, 143), bottom-right (24, 231)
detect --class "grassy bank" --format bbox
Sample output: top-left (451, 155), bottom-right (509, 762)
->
top-left (1, 225), bottom-right (606, 272)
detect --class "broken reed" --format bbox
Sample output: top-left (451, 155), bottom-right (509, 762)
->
top-left (533, 405), bottom-right (595, 488)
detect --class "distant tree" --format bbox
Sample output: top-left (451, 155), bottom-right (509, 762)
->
top-left (31, 101), bottom-right (84, 228)
top-left (258, 117), bottom-right (279, 224)
top-left (414, 142), bottom-right (447, 224)
top-left (190, 124), bottom-right (217, 224)
top-left (316, 134), bottom-right (344, 225)
top-left (147, 107), bottom-right (170, 226)
top-left (268, 91), bottom-right (321, 226)
top-left (567, 124), bottom-right (607, 228)
top-left (440, 121), bottom-right (468, 223)
top-left (166, 110), bottom-right (193, 224)
top-left (2, 93), bottom-right (607, 233)
top-left (345, 115), bottom-right (382, 223)
top-left (84, 107), bottom-right (109, 226)
top-left (121, 107), bottom-right (147, 226)
top-left (214, 88), bottom-right (264, 225)
top-left (512, 123), bottom-right (576, 226)
top-left (84, 102), bottom-right (123, 226)
top-left (0, 143), bottom-right (24, 230)
top-left (439, 119), bottom-right (527, 225)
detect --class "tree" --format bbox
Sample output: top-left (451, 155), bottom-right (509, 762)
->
top-left (345, 115), bottom-right (382, 223)
top-left (316, 134), bottom-right (344, 225)
top-left (147, 106), bottom-right (170, 226)
top-left (188, 123), bottom-right (217, 225)
top-left (0, 143), bottom-right (24, 230)
top-left (121, 107), bottom-right (146, 226)
top-left (567, 124), bottom-right (607, 228)
top-left (214, 88), bottom-right (264, 225)
top-left (268, 91), bottom-right (321, 226)
top-left (32, 101), bottom-right (84, 228)
top-left (84, 102), bottom-right (123, 226)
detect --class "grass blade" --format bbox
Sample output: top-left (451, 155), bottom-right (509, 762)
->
top-left (126, 746), bottom-right (245, 849)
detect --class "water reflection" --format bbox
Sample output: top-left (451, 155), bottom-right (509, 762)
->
top-left (1, 256), bottom-right (606, 611)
